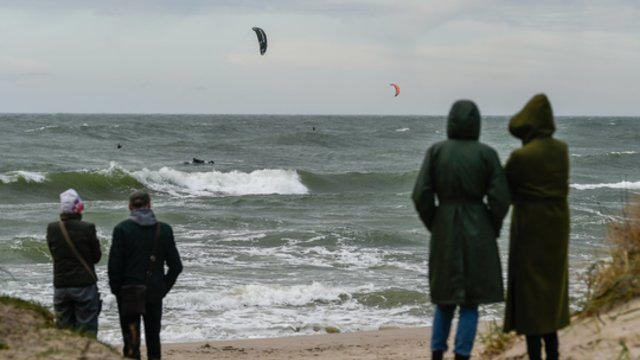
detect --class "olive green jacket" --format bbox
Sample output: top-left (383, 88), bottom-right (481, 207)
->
top-left (503, 94), bottom-right (570, 334)
top-left (412, 100), bottom-right (510, 305)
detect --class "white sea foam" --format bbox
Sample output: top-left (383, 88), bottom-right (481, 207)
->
top-left (609, 151), bottom-right (638, 155)
top-left (0, 170), bottom-right (47, 184)
top-left (395, 127), bottom-right (410, 132)
top-left (166, 282), bottom-right (352, 310)
top-left (571, 181), bottom-right (640, 190)
top-left (24, 125), bottom-right (59, 133)
top-left (571, 151), bottom-right (637, 158)
top-left (131, 166), bottom-right (309, 196)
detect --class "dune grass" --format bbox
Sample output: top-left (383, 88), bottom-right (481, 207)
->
top-left (478, 320), bottom-right (517, 358)
top-left (581, 199), bottom-right (640, 316)
top-left (0, 295), bottom-right (54, 327)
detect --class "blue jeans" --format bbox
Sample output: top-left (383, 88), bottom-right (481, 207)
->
top-left (431, 304), bottom-right (479, 356)
top-left (53, 283), bottom-right (101, 337)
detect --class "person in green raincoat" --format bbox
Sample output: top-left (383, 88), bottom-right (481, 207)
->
top-left (503, 94), bottom-right (570, 360)
top-left (412, 100), bottom-right (510, 360)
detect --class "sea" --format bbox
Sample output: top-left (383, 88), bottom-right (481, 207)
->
top-left (0, 114), bottom-right (638, 345)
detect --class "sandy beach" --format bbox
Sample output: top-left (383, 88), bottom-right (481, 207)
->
top-left (162, 327), bottom-right (434, 360)
top-left (161, 296), bottom-right (640, 360)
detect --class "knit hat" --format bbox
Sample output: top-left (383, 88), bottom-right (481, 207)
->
top-left (59, 189), bottom-right (85, 214)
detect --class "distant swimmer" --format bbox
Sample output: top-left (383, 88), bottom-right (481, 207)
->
top-left (189, 158), bottom-right (215, 165)
top-left (117, 144), bottom-right (122, 149)
top-left (312, 126), bottom-right (316, 131)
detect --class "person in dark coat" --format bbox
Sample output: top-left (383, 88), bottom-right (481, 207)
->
top-left (412, 100), bottom-right (510, 360)
top-left (502, 94), bottom-right (570, 360)
top-left (108, 190), bottom-right (183, 360)
top-left (46, 189), bottom-right (102, 337)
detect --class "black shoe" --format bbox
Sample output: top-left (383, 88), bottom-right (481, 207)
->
top-left (454, 353), bottom-right (470, 360)
top-left (432, 351), bottom-right (443, 360)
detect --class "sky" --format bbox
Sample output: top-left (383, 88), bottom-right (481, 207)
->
top-left (0, 0), bottom-right (639, 115)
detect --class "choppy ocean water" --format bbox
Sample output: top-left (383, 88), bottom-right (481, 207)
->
top-left (0, 114), bottom-right (638, 344)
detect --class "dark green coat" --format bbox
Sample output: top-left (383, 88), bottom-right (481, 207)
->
top-left (108, 211), bottom-right (183, 302)
top-left (503, 94), bottom-right (570, 335)
top-left (412, 100), bottom-right (510, 305)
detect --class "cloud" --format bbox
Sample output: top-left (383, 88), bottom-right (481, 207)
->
top-left (226, 41), bottom-right (394, 71)
top-left (0, 56), bottom-right (50, 77)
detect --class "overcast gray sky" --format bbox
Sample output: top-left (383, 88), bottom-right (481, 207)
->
top-left (1, 1), bottom-right (638, 115)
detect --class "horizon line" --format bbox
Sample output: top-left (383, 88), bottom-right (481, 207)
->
top-left (1, 112), bottom-right (638, 118)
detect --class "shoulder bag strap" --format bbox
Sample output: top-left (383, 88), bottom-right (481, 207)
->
top-left (58, 221), bottom-right (97, 283)
top-left (144, 223), bottom-right (161, 283)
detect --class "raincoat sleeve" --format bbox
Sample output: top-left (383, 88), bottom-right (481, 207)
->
top-left (108, 225), bottom-right (125, 296)
top-left (412, 148), bottom-right (437, 231)
top-left (504, 151), bottom-right (523, 198)
top-left (162, 224), bottom-right (183, 297)
top-left (485, 149), bottom-right (511, 236)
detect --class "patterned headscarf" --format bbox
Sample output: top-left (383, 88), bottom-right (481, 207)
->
top-left (59, 189), bottom-right (85, 214)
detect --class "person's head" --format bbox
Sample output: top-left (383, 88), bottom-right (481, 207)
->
top-left (447, 100), bottom-right (481, 140)
top-left (59, 189), bottom-right (85, 215)
top-left (128, 190), bottom-right (151, 211)
top-left (509, 93), bottom-right (555, 144)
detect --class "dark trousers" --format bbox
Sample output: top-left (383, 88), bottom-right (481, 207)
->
top-left (117, 299), bottom-right (163, 360)
top-left (525, 332), bottom-right (558, 360)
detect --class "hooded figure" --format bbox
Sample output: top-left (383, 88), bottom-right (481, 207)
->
top-left (412, 100), bottom-right (510, 360)
top-left (502, 94), bottom-right (570, 359)
top-left (108, 190), bottom-right (183, 360)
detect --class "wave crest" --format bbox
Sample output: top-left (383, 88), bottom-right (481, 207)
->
top-left (0, 171), bottom-right (47, 184)
top-left (572, 181), bottom-right (640, 190)
top-left (132, 167), bottom-right (308, 196)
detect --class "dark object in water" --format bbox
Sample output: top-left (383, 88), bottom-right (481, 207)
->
top-left (117, 144), bottom-right (122, 149)
top-left (191, 158), bottom-right (215, 165)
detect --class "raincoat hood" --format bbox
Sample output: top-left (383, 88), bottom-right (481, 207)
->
top-left (129, 208), bottom-right (157, 227)
top-left (447, 100), bottom-right (481, 140)
top-left (509, 93), bottom-right (556, 144)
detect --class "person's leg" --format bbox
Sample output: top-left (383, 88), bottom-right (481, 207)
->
top-left (543, 332), bottom-right (559, 360)
top-left (453, 304), bottom-right (479, 358)
top-left (72, 284), bottom-right (101, 337)
top-left (143, 300), bottom-right (163, 360)
top-left (117, 297), bottom-right (142, 359)
top-left (432, 304), bottom-right (455, 357)
top-left (525, 334), bottom-right (542, 360)
top-left (53, 288), bottom-right (75, 330)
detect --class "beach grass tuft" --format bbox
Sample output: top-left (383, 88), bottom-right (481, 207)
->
top-left (478, 320), bottom-right (517, 358)
top-left (581, 198), bottom-right (640, 316)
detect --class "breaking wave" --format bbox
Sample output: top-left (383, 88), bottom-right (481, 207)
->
top-left (571, 181), bottom-right (640, 190)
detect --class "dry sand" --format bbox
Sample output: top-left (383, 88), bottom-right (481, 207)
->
top-left (161, 298), bottom-right (640, 360)
top-left (162, 327), bottom-right (433, 360)
top-left (161, 326), bottom-right (492, 360)
top-left (494, 298), bottom-right (640, 360)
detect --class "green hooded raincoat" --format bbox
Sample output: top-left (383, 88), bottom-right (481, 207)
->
top-left (412, 100), bottom-right (510, 305)
top-left (503, 94), bottom-right (570, 335)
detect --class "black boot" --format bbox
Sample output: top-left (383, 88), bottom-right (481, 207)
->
top-left (454, 354), bottom-right (470, 360)
top-left (432, 351), bottom-right (443, 360)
